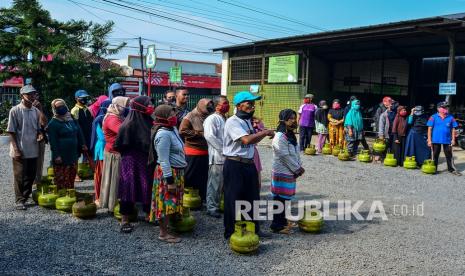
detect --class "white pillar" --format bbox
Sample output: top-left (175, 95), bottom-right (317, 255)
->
top-left (221, 51), bottom-right (229, 96)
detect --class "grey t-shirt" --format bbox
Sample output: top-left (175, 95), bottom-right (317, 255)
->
top-left (223, 115), bottom-right (255, 159)
top-left (7, 103), bottom-right (40, 159)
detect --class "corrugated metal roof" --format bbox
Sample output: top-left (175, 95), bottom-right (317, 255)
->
top-left (213, 13), bottom-right (465, 52)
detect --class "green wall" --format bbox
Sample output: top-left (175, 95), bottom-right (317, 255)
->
top-left (227, 84), bottom-right (305, 129)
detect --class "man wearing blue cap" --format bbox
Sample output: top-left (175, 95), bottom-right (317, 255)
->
top-left (427, 101), bottom-right (461, 176)
top-left (223, 91), bottom-right (275, 239)
top-left (108, 83), bottom-right (126, 99)
top-left (71, 90), bottom-right (93, 180)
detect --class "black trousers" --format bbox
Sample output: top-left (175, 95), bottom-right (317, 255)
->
top-left (185, 155), bottom-right (209, 202)
top-left (223, 159), bottom-right (260, 239)
top-left (270, 195), bottom-right (287, 231)
top-left (299, 126), bottom-right (313, 151)
top-left (432, 143), bottom-right (456, 172)
top-left (12, 158), bottom-right (37, 204)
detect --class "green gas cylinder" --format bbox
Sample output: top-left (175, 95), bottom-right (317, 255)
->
top-left (358, 150), bottom-right (372, 163)
top-left (55, 189), bottom-right (77, 213)
top-left (304, 144), bottom-right (316, 155)
top-left (38, 185), bottom-right (59, 209)
top-left (229, 221), bottom-right (259, 254)
top-left (171, 208), bottom-right (196, 233)
top-left (404, 156), bottom-right (417, 169)
top-left (72, 197), bottom-right (97, 219)
top-left (338, 149), bottom-right (350, 161)
top-left (183, 187), bottom-right (202, 209)
top-left (373, 139), bottom-right (387, 153)
top-left (298, 210), bottom-right (324, 233)
top-left (322, 144), bottom-right (332, 155)
top-left (383, 153), bottom-right (397, 167)
top-left (421, 160), bottom-right (436, 174)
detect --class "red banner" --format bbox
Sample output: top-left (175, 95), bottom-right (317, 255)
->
top-left (145, 73), bottom-right (220, 89)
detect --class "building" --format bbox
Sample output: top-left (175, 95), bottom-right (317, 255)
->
top-left (214, 13), bottom-right (465, 127)
top-left (117, 56), bottom-right (221, 105)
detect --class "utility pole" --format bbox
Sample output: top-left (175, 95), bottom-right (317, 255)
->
top-left (139, 37), bottom-right (146, 96)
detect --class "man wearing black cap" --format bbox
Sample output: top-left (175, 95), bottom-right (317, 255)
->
top-left (427, 102), bottom-right (461, 176)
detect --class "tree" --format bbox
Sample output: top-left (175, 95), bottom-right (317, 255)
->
top-left (0, 0), bottom-right (126, 109)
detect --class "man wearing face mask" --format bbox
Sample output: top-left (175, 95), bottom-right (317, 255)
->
top-left (203, 96), bottom-right (230, 218)
top-left (71, 90), bottom-right (94, 181)
top-left (297, 94), bottom-right (317, 151)
top-left (7, 85), bottom-right (41, 210)
top-left (179, 99), bottom-right (215, 204)
top-left (159, 90), bottom-right (176, 106)
top-left (108, 82), bottom-right (126, 100)
top-left (427, 102), bottom-right (461, 176)
top-left (223, 91), bottom-right (275, 239)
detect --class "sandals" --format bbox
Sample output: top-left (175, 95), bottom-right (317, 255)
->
top-left (158, 234), bottom-right (181, 243)
top-left (120, 223), bottom-right (134, 233)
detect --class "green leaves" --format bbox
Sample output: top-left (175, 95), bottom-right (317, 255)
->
top-left (0, 0), bottom-right (123, 107)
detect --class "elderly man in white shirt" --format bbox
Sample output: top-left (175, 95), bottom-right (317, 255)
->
top-left (203, 96), bottom-right (230, 218)
top-left (222, 91), bottom-right (275, 239)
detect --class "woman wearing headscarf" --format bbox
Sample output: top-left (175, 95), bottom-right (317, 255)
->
top-left (179, 98), bottom-right (214, 203)
top-left (314, 100), bottom-right (329, 153)
top-left (405, 106), bottom-right (431, 166)
top-left (149, 105), bottom-right (186, 243)
top-left (90, 99), bottom-right (111, 204)
top-left (392, 105), bottom-right (409, 166)
top-left (270, 109), bottom-right (304, 234)
top-left (100, 97), bottom-right (130, 211)
top-left (328, 99), bottom-right (345, 149)
top-left (89, 95), bottom-right (108, 118)
top-left (47, 99), bottom-right (86, 190)
top-left (114, 96), bottom-right (154, 233)
top-left (344, 100), bottom-right (364, 158)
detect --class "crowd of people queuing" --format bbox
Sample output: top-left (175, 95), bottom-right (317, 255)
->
top-left (6, 83), bottom-right (462, 242)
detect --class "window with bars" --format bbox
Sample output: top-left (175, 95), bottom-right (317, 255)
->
top-left (230, 57), bottom-right (262, 85)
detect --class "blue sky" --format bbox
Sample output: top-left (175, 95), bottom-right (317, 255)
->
top-left (2, 0), bottom-right (465, 63)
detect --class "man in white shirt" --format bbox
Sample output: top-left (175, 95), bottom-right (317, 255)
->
top-left (203, 96), bottom-right (229, 218)
top-left (223, 91), bottom-right (275, 239)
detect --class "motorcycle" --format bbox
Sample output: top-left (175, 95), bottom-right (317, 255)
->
top-left (457, 119), bottom-right (465, 150)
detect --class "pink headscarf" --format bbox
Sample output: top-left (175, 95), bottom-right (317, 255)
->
top-left (89, 95), bottom-right (108, 118)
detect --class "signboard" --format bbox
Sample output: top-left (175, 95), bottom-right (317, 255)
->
top-left (249, 84), bottom-right (260, 93)
top-left (145, 45), bottom-right (157, 69)
top-left (145, 72), bottom-right (220, 89)
top-left (169, 66), bottom-right (182, 83)
top-left (267, 55), bottom-right (299, 83)
top-left (439, 82), bottom-right (456, 95)
top-left (121, 77), bottom-right (142, 98)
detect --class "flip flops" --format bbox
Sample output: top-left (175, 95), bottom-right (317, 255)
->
top-left (120, 223), bottom-right (134, 234)
top-left (158, 234), bottom-right (181, 243)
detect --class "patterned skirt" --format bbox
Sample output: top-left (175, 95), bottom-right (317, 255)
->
top-left (271, 171), bottom-right (296, 200)
top-left (150, 166), bottom-right (184, 221)
top-left (54, 164), bottom-right (77, 190)
top-left (118, 149), bottom-right (152, 206)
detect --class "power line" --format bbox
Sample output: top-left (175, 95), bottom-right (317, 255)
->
top-left (187, 0), bottom-right (305, 34)
top-left (217, 0), bottom-right (329, 32)
top-left (110, 44), bottom-right (221, 54)
top-left (67, 0), bottom-right (138, 38)
top-left (138, 0), bottom-right (297, 36)
top-left (99, 0), bottom-right (257, 41)
top-left (113, 0), bottom-right (267, 40)
top-left (185, 0), bottom-right (302, 34)
top-left (69, 0), bottom-right (238, 44)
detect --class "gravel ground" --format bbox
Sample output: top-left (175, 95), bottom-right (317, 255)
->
top-left (1, 142), bottom-right (465, 275)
